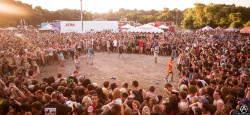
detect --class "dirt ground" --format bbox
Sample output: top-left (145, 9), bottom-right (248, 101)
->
top-left (38, 52), bottom-right (180, 100)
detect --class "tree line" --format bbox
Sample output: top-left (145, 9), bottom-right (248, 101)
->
top-left (0, 0), bottom-right (249, 29)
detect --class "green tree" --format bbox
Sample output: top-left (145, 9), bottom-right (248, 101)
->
top-left (244, 21), bottom-right (250, 27)
top-left (230, 21), bottom-right (243, 28)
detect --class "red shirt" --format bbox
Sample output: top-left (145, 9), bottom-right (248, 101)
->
top-left (139, 40), bottom-right (143, 47)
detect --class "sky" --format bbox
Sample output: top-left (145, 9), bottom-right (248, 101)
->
top-left (20, 0), bottom-right (250, 13)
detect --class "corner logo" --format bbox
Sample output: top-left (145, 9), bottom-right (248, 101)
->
top-left (240, 105), bottom-right (248, 114)
top-left (233, 105), bottom-right (250, 115)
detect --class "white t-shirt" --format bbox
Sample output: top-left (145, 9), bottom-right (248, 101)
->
top-left (113, 40), bottom-right (117, 47)
top-left (48, 48), bottom-right (54, 56)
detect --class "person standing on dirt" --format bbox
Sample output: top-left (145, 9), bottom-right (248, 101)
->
top-left (154, 45), bottom-right (159, 63)
top-left (87, 45), bottom-right (94, 65)
top-left (74, 55), bottom-right (80, 71)
top-left (166, 57), bottom-right (174, 82)
top-left (118, 42), bottom-right (124, 58)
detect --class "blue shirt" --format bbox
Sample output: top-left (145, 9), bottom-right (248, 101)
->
top-left (89, 48), bottom-right (93, 56)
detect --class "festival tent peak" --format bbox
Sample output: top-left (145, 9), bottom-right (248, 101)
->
top-left (5, 27), bottom-right (18, 31)
top-left (225, 27), bottom-right (239, 32)
top-left (215, 26), bottom-right (224, 31)
top-left (201, 26), bottom-right (213, 31)
top-left (240, 27), bottom-right (250, 34)
top-left (121, 24), bottom-right (134, 29)
top-left (127, 24), bottom-right (164, 33)
top-left (158, 25), bottom-right (169, 29)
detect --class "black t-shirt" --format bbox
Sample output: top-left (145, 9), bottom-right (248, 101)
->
top-left (173, 44), bottom-right (176, 50)
top-left (67, 76), bottom-right (78, 84)
top-left (100, 109), bottom-right (111, 115)
top-left (40, 101), bottom-right (72, 115)
top-left (96, 102), bottom-right (103, 110)
top-left (132, 89), bottom-right (143, 104)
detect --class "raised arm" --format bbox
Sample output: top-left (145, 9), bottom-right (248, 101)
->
top-left (30, 66), bottom-right (40, 79)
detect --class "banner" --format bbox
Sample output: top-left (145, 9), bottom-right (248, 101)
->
top-left (60, 21), bottom-right (118, 33)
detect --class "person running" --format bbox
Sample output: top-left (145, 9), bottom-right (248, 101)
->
top-left (118, 42), bottom-right (124, 58)
top-left (166, 57), bottom-right (174, 82)
top-left (87, 45), bottom-right (94, 65)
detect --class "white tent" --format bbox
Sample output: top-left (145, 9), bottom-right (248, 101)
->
top-left (225, 27), bottom-right (239, 32)
top-left (0, 28), bottom-right (5, 31)
top-left (184, 30), bottom-right (193, 33)
top-left (201, 26), bottom-right (213, 31)
top-left (127, 24), bottom-right (164, 33)
top-left (39, 24), bottom-right (53, 31)
top-left (121, 24), bottom-right (134, 29)
top-left (5, 27), bottom-right (18, 31)
top-left (159, 25), bottom-right (169, 29)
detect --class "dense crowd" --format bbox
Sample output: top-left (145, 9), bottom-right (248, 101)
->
top-left (0, 27), bottom-right (249, 115)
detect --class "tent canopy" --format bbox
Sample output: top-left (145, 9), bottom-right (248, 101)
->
top-left (5, 27), bottom-right (18, 31)
top-left (158, 25), bottom-right (169, 29)
top-left (240, 27), bottom-right (250, 34)
top-left (127, 24), bottom-right (164, 33)
top-left (40, 24), bottom-right (53, 31)
top-left (40, 24), bottom-right (59, 31)
top-left (184, 30), bottom-right (193, 33)
top-left (0, 28), bottom-right (5, 31)
top-left (215, 26), bottom-right (224, 30)
top-left (225, 27), bottom-right (239, 32)
top-left (121, 24), bottom-right (134, 29)
top-left (202, 26), bottom-right (213, 31)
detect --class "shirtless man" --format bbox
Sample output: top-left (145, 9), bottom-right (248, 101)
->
top-left (21, 52), bottom-right (29, 71)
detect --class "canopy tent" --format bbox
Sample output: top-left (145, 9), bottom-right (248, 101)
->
top-left (39, 24), bottom-right (53, 31)
top-left (215, 26), bottom-right (224, 31)
top-left (121, 24), bottom-right (134, 29)
top-left (0, 28), bottom-right (5, 31)
top-left (201, 26), bottom-right (213, 31)
top-left (184, 30), bottom-right (193, 33)
top-left (127, 24), bottom-right (164, 33)
top-left (39, 24), bottom-right (59, 31)
top-left (5, 27), bottom-right (18, 31)
top-left (240, 27), bottom-right (250, 34)
top-left (158, 25), bottom-right (169, 29)
top-left (225, 27), bottom-right (239, 32)
top-left (118, 25), bottom-right (124, 29)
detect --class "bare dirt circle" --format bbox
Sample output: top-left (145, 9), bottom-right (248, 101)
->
top-left (38, 52), bottom-right (180, 99)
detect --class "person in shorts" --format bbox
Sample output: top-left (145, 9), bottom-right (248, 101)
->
top-left (118, 42), bottom-right (124, 58)
top-left (154, 46), bottom-right (159, 63)
top-left (166, 57), bottom-right (174, 82)
top-left (74, 55), bottom-right (80, 71)
top-left (87, 45), bottom-right (94, 65)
